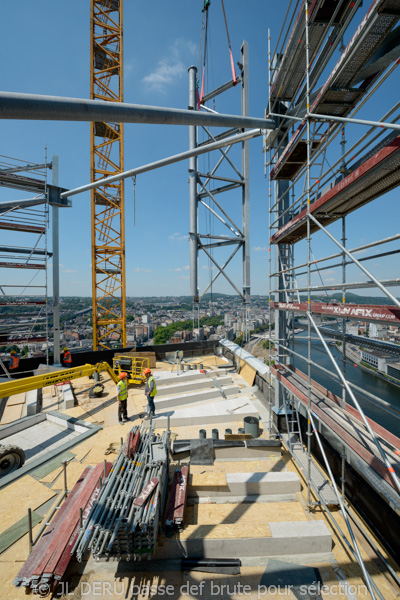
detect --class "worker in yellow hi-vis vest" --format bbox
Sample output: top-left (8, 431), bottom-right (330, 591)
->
top-left (117, 372), bottom-right (129, 424)
top-left (143, 368), bottom-right (157, 419)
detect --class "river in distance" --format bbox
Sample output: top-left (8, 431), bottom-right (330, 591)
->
top-left (292, 337), bottom-right (400, 438)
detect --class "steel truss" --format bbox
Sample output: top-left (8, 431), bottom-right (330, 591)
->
top-left (267, 2), bottom-right (400, 597)
top-left (189, 43), bottom-right (251, 339)
top-left (90, 0), bottom-right (126, 351)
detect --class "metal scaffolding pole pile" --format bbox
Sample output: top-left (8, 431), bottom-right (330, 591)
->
top-left (74, 425), bottom-right (169, 562)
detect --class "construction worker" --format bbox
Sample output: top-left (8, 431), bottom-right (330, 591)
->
top-left (117, 372), bottom-right (129, 424)
top-left (143, 368), bottom-right (157, 419)
top-left (9, 350), bottom-right (20, 371)
top-left (63, 347), bottom-right (72, 367)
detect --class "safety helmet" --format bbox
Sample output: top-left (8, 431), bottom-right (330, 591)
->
top-left (119, 372), bottom-right (128, 379)
top-left (10, 350), bottom-right (16, 355)
top-left (63, 347), bottom-right (68, 351)
top-left (143, 368), bottom-right (151, 375)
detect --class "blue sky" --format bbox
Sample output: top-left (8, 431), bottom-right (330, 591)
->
top-left (1, 1), bottom-right (398, 299)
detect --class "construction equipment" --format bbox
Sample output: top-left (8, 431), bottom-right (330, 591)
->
top-left (0, 358), bottom-right (152, 400)
top-left (74, 424), bottom-right (169, 561)
top-left (112, 354), bottom-right (149, 385)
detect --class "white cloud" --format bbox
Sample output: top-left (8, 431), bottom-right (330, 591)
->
top-left (178, 275), bottom-right (190, 280)
top-left (253, 246), bottom-right (268, 252)
top-left (325, 278), bottom-right (336, 282)
top-left (168, 265), bottom-right (190, 272)
top-left (133, 267), bottom-right (153, 273)
top-left (168, 232), bottom-right (187, 242)
top-left (63, 269), bottom-right (77, 273)
top-left (143, 39), bottom-right (196, 93)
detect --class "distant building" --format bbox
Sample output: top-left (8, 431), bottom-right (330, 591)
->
top-left (141, 314), bottom-right (150, 324)
top-left (346, 324), bottom-right (359, 335)
top-left (386, 362), bottom-right (400, 381)
top-left (369, 324), bottom-right (385, 339)
top-left (361, 349), bottom-right (397, 372)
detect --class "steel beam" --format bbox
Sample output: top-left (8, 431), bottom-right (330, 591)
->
top-left (0, 91), bottom-right (275, 130)
top-left (189, 66), bottom-right (199, 303)
top-left (61, 128), bottom-right (261, 199)
top-left (52, 155), bottom-right (61, 364)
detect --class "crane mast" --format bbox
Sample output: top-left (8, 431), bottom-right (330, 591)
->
top-left (90, 0), bottom-right (126, 350)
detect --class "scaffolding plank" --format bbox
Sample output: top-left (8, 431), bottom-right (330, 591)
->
top-left (0, 221), bottom-right (46, 234)
top-left (271, 134), bottom-right (400, 242)
top-left (271, 0), bottom-right (400, 180)
top-left (273, 301), bottom-right (400, 324)
top-left (272, 365), bottom-right (400, 492)
top-left (271, 0), bottom-right (356, 102)
top-left (0, 262), bottom-right (46, 270)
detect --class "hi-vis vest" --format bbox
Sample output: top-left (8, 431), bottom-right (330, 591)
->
top-left (9, 355), bottom-right (19, 369)
top-left (64, 351), bottom-right (72, 364)
top-left (117, 380), bottom-right (128, 402)
top-left (148, 375), bottom-right (157, 397)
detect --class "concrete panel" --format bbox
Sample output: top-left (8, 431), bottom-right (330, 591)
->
top-left (153, 371), bottom-right (206, 386)
top-left (156, 375), bottom-right (232, 397)
top-left (154, 396), bottom-right (258, 427)
top-left (154, 521), bottom-right (331, 558)
top-left (155, 385), bottom-right (240, 410)
top-left (269, 521), bottom-right (332, 554)
top-left (25, 390), bottom-right (39, 416)
top-left (226, 472), bottom-right (301, 496)
top-left (61, 384), bottom-right (74, 409)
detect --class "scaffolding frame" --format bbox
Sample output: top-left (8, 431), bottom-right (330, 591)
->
top-left (189, 42), bottom-right (251, 341)
top-left (0, 155), bottom-right (53, 363)
top-left (267, 2), bottom-right (400, 597)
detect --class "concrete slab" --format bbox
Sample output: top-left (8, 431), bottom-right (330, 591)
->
top-left (156, 375), bottom-right (232, 397)
top-left (154, 520), bottom-right (331, 559)
top-left (226, 472), bottom-right (301, 496)
top-left (155, 385), bottom-right (240, 410)
top-left (153, 396), bottom-right (258, 427)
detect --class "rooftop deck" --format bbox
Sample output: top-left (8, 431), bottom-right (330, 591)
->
top-left (0, 354), bottom-right (398, 599)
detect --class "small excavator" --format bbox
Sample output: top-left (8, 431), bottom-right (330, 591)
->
top-left (0, 360), bottom-right (147, 476)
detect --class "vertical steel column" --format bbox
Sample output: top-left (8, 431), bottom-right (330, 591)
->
top-left (51, 155), bottom-right (61, 365)
top-left (305, 0), bottom-right (313, 508)
top-left (241, 43), bottom-right (251, 337)
top-left (188, 66), bottom-right (199, 304)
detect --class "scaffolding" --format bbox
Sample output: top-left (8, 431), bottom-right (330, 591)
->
top-left (0, 156), bottom-right (52, 365)
top-left (267, 1), bottom-right (400, 597)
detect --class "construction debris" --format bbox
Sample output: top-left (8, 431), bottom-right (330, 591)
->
top-left (74, 425), bottom-right (169, 561)
top-left (14, 462), bottom-right (111, 596)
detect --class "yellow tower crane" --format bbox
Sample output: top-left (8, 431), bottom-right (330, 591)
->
top-left (90, 0), bottom-right (126, 350)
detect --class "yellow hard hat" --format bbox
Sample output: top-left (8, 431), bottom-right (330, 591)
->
top-left (63, 347), bottom-right (68, 351)
top-left (10, 350), bottom-right (16, 355)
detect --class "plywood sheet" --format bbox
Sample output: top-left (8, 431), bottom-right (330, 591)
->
top-left (189, 458), bottom-right (284, 474)
top-left (40, 466), bottom-right (63, 484)
top-left (190, 473), bottom-right (227, 487)
top-left (0, 511), bottom-right (42, 554)
top-left (0, 476), bottom-right (56, 535)
top-left (239, 360), bottom-right (256, 386)
top-left (0, 403), bottom-right (23, 425)
top-left (6, 394), bottom-right (25, 407)
top-left (179, 523), bottom-right (271, 540)
top-left (31, 450), bottom-right (75, 480)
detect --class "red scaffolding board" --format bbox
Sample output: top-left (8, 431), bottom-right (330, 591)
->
top-left (271, 134), bottom-right (400, 243)
top-left (273, 301), bottom-right (400, 324)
